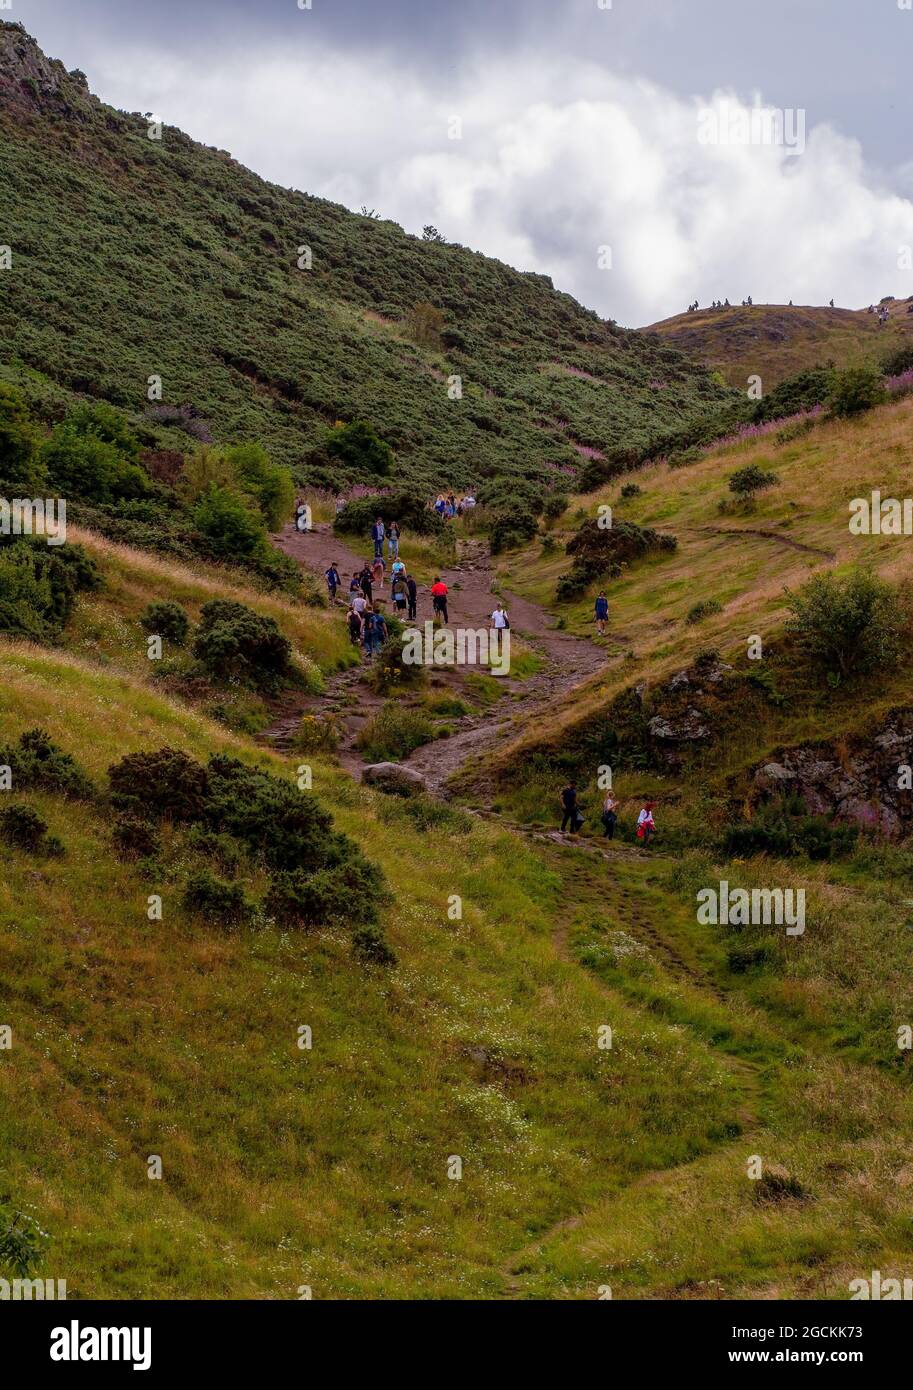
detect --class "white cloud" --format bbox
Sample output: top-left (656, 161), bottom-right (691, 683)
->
top-left (89, 45), bottom-right (913, 324)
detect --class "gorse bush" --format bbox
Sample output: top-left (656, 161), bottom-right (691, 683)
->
top-left (335, 491), bottom-right (445, 538)
top-left (325, 420), bottom-right (394, 477)
top-left (0, 382), bottom-right (45, 493)
top-left (106, 747), bottom-right (386, 930)
top-left (41, 424), bottom-right (152, 504)
top-left (140, 600), bottom-right (190, 645)
top-left (723, 800), bottom-right (858, 862)
top-left (728, 464), bottom-right (779, 502)
top-left (0, 803), bottom-right (63, 856)
top-left (686, 598), bottom-right (722, 624)
top-left (489, 507), bottom-right (539, 554)
top-left (111, 817), bottom-right (161, 861)
top-left (785, 569), bottom-right (906, 682)
top-left (0, 727), bottom-right (94, 799)
top-left (0, 536), bottom-right (101, 638)
top-left (828, 365), bottom-right (887, 417)
top-left (192, 599), bottom-right (295, 691)
top-left (557, 518), bottom-right (677, 599)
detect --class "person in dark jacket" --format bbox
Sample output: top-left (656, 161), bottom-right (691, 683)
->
top-left (371, 518), bottom-right (386, 559)
top-left (560, 781), bottom-right (580, 833)
top-left (406, 574), bottom-right (418, 621)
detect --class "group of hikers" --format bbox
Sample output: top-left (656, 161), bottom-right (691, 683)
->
top-left (560, 782), bottom-right (657, 845)
top-left (433, 491), bottom-right (476, 519)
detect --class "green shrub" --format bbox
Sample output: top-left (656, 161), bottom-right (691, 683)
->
top-left (0, 727), bottom-right (94, 798)
top-left (203, 755), bottom-right (335, 871)
top-left (0, 383), bottom-right (45, 493)
top-left (325, 420), bottom-right (393, 477)
top-left (335, 491), bottom-right (445, 538)
top-left (0, 803), bottom-right (63, 855)
top-left (192, 483), bottom-right (268, 559)
top-left (728, 464), bottom-right (778, 502)
top-left (557, 518), bottom-right (676, 599)
top-left (353, 923), bottom-right (397, 966)
top-left (356, 704), bottom-right (434, 762)
top-left (0, 537), bottom-right (101, 637)
top-left (108, 747), bottom-right (211, 822)
top-left (192, 599), bottom-right (294, 691)
top-left (620, 482), bottom-right (642, 498)
top-left (785, 569), bottom-right (905, 681)
top-left (266, 857), bottom-right (382, 928)
top-left (686, 598), bottom-right (722, 624)
top-left (828, 365), bottom-right (887, 417)
top-left (140, 600), bottom-right (190, 645)
top-left (489, 508), bottom-right (539, 554)
top-left (752, 367), bottom-right (833, 423)
top-left (542, 492), bottom-right (568, 524)
top-left (881, 344), bottom-right (913, 377)
top-left (183, 870), bottom-right (251, 924)
top-left (185, 826), bottom-right (243, 873)
top-left (41, 425), bottom-right (152, 503)
top-left (222, 442), bottom-right (295, 531)
top-left (723, 802), bottom-right (858, 861)
top-left (64, 401), bottom-right (142, 460)
top-left (112, 817), bottom-right (161, 861)
top-left (0, 1197), bottom-right (50, 1278)
top-left (367, 633), bottom-right (427, 694)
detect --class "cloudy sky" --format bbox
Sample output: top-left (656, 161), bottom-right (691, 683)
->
top-left (12, 0), bottom-right (913, 325)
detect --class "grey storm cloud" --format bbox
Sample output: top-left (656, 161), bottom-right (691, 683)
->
top-left (11, 0), bottom-right (913, 324)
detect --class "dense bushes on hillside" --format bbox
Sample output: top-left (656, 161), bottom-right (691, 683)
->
top-left (723, 799), bottom-right (859, 861)
top-left (828, 365), bottom-right (887, 417)
top-left (0, 535), bottom-right (100, 638)
top-left (324, 420), bottom-right (394, 478)
top-left (192, 599), bottom-right (296, 692)
top-left (335, 490), bottom-right (445, 538)
top-left (556, 518), bottom-right (677, 600)
top-left (0, 382), bottom-right (45, 492)
top-left (0, 727), bottom-right (94, 798)
top-left (106, 746), bottom-right (390, 940)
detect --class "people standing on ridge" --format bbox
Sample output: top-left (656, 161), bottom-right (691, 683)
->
top-left (594, 591), bottom-right (609, 637)
top-left (560, 780), bottom-right (581, 833)
top-left (372, 516), bottom-right (386, 559)
top-left (431, 576), bottom-right (449, 624)
top-left (636, 801), bottom-right (656, 847)
top-left (406, 574), bottom-right (418, 621)
top-left (601, 790), bottom-right (619, 840)
top-left (324, 563), bottom-right (340, 603)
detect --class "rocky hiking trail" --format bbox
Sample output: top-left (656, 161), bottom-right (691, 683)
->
top-left (261, 520), bottom-right (608, 792)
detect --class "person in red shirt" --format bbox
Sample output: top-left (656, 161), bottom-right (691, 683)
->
top-left (430, 577), bottom-right (449, 624)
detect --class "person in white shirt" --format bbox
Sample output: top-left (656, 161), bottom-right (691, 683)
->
top-left (491, 604), bottom-right (509, 630)
top-left (636, 802), bottom-right (656, 846)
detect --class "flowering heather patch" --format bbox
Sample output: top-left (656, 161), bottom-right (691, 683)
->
top-left (714, 404), bottom-right (823, 450)
top-left (569, 441), bottom-right (605, 460)
top-left (885, 369), bottom-right (913, 398)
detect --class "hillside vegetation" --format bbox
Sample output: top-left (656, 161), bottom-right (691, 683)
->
top-left (0, 21), bottom-right (730, 499)
top-left (642, 299), bottom-right (913, 389)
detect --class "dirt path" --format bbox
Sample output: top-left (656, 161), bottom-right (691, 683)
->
top-left (694, 524), bottom-right (836, 561)
top-left (263, 521), bottom-right (607, 792)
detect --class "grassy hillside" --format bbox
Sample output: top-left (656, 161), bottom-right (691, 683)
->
top-left (641, 299), bottom-right (913, 390)
top-left (0, 21), bottom-right (730, 496)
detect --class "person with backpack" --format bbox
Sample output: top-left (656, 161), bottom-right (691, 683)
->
top-left (594, 591), bottom-right (609, 637)
top-left (388, 521), bottom-right (401, 560)
top-left (347, 606), bottom-right (363, 647)
top-left (363, 606), bottom-right (388, 661)
top-left (359, 566), bottom-right (373, 603)
top-left (325, 563), bottom-right (340, 603)
top-left (601, 790), bottom-right (619, 839)
top-left (431, 577), bottom-right (449, 624)
top-left (349, 573), bottom-right (362, 597)
top-left (371, 517), bottom-right (386, 559)
top-left (560, 781), bottom-right (581, 833)
top-left (636, 801), bottom-right (656, 847)
top-left (406, 574), bottom-right (418, 621)
top-left (391, 571), bottom-right (408, 616)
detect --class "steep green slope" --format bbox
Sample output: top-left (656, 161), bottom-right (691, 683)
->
top-left (0, 21), bottom-right (731, 494)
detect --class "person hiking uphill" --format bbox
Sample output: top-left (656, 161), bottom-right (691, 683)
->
top-left (431, 576), bottom-right (449, 624)
top-left (371, 517), bottom-right (386, 559)
top-left (387, 521), bottom-right (401, 560)
top-left (325, 563), bottom-right (340, 603)
top-left (601, 790), bottom-right (619, 839)
top-left (560, 781), bottom-right (582, 833)
top-left (406, 574), bottom-right (418, 621)
top-left (594, 591), bottom-right (609, 637)
top-left (636, 801), bottom-right (656, 847)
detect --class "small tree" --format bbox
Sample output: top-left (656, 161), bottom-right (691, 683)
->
top-left (828, 365), bottom-right (887, 417)
top-left (728, 463), bottom-right (779, 503)
top-left (421, 225), bottom-right (446, 243)
top-left (785, 569), bottom-right (905, 682)
top-left (325, 420), bottom-right (393, 477)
